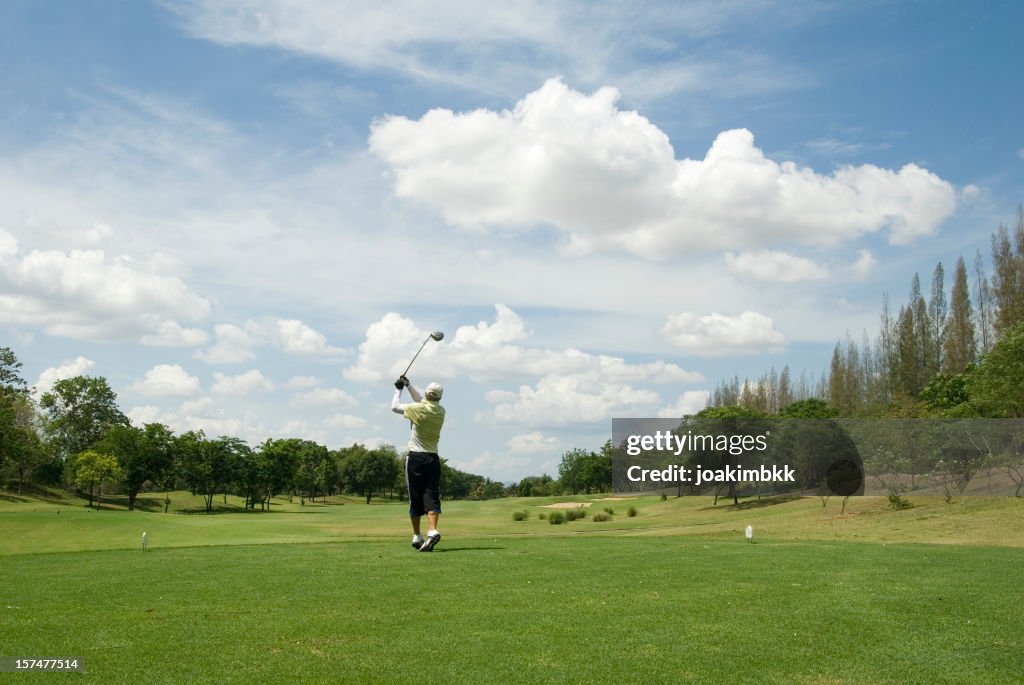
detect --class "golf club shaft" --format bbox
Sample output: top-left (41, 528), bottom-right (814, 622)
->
top-left (401, 335), bottom-right (432, 377)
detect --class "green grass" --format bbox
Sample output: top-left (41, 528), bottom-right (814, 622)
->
top-left (2, 488), bottom-right (1024, 683)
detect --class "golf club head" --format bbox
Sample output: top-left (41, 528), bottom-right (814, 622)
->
top-left (430, 331), bottom-right (445, 341)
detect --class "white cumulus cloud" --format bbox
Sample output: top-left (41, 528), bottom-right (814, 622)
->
top-left (211, 369), bottom-right (275, 395)
top-left (850, 249), bottom-right (877, 280)
top-left (506, 432), bottom-right (560, 455)
top-left (275, 319), bottom-right (346, 356)
top-left (484, 371), bottom-right (661, 427)
top-left (657, 391), bottom-right (711, 418)
top-left (370, 78), bottom-right (957, 256)
top-left (344, 305), bottom-right (703, 384)
top-left (663, 311), bottom-right (787, 357)
top-left (725, 251), bottom-right (828, 282)
top-left (290, 387), bottom-right (359, 409)
top-left (34, 356), bottom-right (96, 396)
top-left (132, 364), bottom-right (202, 397)
top-left (0, 234), bottom-right (212, 342)
top-left (195, 322), bottom-right (260, 364)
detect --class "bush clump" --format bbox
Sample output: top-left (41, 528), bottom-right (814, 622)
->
top-left (512, 510), bottom-right (529, 521)
top-left (565, 507), bottom-right (587, 521)
top-left (627, 506), bottom-right (638, 517)
top-left (548, 511), bottom-right (565, 525)
top-left (603, 507), bottom-right (615, 515)
top-left (592, 512), bottom-right (611, 522)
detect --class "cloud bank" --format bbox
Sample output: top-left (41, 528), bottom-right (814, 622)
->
top-left (370, 79), bottom-right (958, 256)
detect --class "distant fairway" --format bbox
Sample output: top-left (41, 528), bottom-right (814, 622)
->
top-left (2, 490), bottom-right (1023, 683)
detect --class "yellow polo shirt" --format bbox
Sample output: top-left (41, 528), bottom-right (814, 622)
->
top-left (403, 399), bottom-right (445, 453)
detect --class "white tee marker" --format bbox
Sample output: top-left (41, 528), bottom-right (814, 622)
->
top-left (142, 532), bottom-right (148, 551)
top-left (745, 525), bottom-right (754, 543)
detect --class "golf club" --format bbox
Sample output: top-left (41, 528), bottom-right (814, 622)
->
top-left (400, 331), bottom-right (444, 378)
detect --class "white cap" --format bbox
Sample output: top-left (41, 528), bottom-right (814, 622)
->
top-left (425, 382), bottom-right (443, 400)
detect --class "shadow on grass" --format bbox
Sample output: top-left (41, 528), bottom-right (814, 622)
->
top-left (0, 493), bottom-right (32, 503)
top-left (434, 546), bottom-right (506, 553)
top-left (174, 506), bottom-right (334, 515)
top-left (698, 495), bottom-right (803, 511)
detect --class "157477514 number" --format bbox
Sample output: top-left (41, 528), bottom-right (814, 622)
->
top-left (0, 657), bottom-right (85, 672)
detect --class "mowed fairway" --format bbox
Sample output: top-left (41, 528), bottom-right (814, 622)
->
top-left (2, 492), bottom-right (1023, 684)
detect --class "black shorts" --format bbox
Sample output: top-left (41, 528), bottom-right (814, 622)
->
top-left (406, 451), bottom-right (441, 517)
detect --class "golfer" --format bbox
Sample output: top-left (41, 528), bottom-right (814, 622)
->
top-left (392, 375), bottom-right (445, 552)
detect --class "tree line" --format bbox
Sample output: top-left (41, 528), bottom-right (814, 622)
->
top-left (0, 358), bottom-right (505, 510)
top-left (709, 208), bottom-right (1024, 419)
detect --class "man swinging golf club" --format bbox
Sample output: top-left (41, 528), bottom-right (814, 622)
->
top-left (392, 374), bottom-right (445, 552)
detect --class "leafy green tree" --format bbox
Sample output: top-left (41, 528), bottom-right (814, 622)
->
top-left (39, 376), bottom-right (128, 460)
top-left (777, 398), bottom-right (838, 418)
top-left (686, 405), bottom-right (770, 505)
top-left (235, 445), bottom-right (268, 510)
top-left (177, 432), bottom-right (246, 512)
top-left (97, 423), bottom-right (175, 510)
top-left (69, 449), bottom-right (123, 509)
top-left (920, 373), bottom-right (974, 416)
top-left (967, 322), bottom-right (1024, 417)
top-left (287, 439), bottom-right (329, 502)
top-left (0, 391), bottom-right (48, 493)
top-left (338, 443), bottom-right (399, 504)
top-left (515, 474), bottom-right (555, 496)
top-left (256, 438), bottom-right (304, 505)
top-left (0, 347), bottom-right (27, 393)
top-left (557, 447), bottom-right (591, 494)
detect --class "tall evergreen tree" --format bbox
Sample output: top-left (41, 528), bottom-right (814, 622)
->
top-left (928, 262), bottom-right (947, 372)
top-left (990, 209), bottom-right (1024, 335)
top-left (942, 256), bottom-right (976, 373)
top-left (895, 304), bottom-right (920, 397)
top-left (911, 273), bottom-right (936, 383)
top-left (974, 249), bottom-right (996, 353)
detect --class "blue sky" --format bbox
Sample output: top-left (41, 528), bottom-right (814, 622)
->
top-left (1, 1), bottom-right (1021, 481)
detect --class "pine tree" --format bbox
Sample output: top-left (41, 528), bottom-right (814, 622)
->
top-left (974, 249), bottom-right (996, 353)
top-left (895, 303), bottom-right (920, 397)
top-left (928, 262), bottom-right (947, 372)
top-left (778, 365), bottom-right (793, 409)
top-left (912, 273), bottom-right (936, 383)
top-left (990, 208), bottom-right (1024, 335)
top-left (942, 256), bottom-right (976, 373)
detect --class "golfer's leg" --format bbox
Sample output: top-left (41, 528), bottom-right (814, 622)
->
top-left (411, 516), bottom-right (422, 535)
top-left (427, 511), bottom-right (438, 531)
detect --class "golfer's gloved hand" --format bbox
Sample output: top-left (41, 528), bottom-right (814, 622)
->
top-left (394, 376), bottom-right (408, 390)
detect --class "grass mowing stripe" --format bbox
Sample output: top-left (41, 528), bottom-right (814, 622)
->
top-left (2, 537), bottom-right (1022, 684)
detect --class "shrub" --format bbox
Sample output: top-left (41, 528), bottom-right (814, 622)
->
top-left (538, 512), bottom-right (546, 520)
top-left (548, 511), bottom-right (565, 525)
top-left (592, 512), bottom-right (611, 522)
top-left (603, 507), bottom-right (615, 515)
top-left (512, 510), bottom-right (529, 521)
top-left (627, 506), bottom-right (638, 517)
top-left (887, 484), bottom-right (912, 510)
top-left (565, 507), bottom-right (587, 521)
top-left (660, 494), bottom-right (667, 501)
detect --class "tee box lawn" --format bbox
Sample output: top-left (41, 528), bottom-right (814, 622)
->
top-left (1, 489), bottom-right (1022, 683)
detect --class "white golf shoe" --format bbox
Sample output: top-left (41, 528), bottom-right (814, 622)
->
top-left (419, 530), bottom-right (441, 552)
